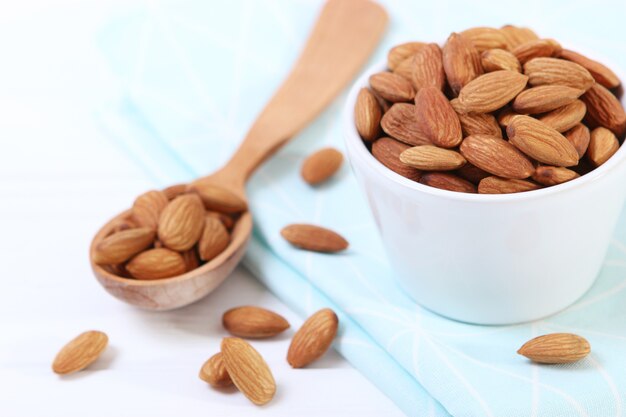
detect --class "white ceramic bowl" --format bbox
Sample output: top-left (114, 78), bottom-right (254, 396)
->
top-left (344, 60), bottom-right (626, 325)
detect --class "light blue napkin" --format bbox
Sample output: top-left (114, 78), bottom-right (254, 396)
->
top-left (98, 1), bottom-right (626, 416)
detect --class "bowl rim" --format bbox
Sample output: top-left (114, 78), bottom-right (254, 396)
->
top-left (343, 55), bottom-right (626, 203)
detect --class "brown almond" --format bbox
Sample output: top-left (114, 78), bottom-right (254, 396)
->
top-left (457, 71), bottom-right (528, 113)
top-left (301, 147), bottom-right (343, 185)
top-left (131, 190), bottom-right (169, 230)
top-left (442, 32), bottom-right (483, 96)
top-left (393, 52), bottom-right (419, 81)
top-left (500, 25), bottom-right (539, 49)
top-left (497, 107), bottom-right (522, 128)
top-left (512, 85), bottom-right (584, 114)
top-left (221, 337), bottom-right (276, 405)
top-left (481, 49), bottom-right (521, 73)
top-left (460, 27), bottom-right (508, 52)
top-left (538, 100), bottom-right (587, 133)
top-left (369, 72), bottom-right (415, 103)
top-left (287, 308), bottom-right (338, 368)
top-left (450, 99), bottom-right (502, 137)
top-left (52, 331), bottom-right (108, 375)
top-left (581, 84), bottom-right (626, 138)
top-left (181, 248), bottom-right (200, 272)
top-left (414, 87), bottom-right (462, 148)
top-left (411, 43), bottom-right (446, 91)
top-left (381, 103), bottom-right (431, 146)
top-left (281, 224), bottom-right (348, 253)
top-left (198, 216), bottom-right (230, 262)
top-left (126, 248), bottom-right (187, 280)
top-left (354, 88), bottom-right (382, 142)
top-left (524, 57), bottom-right (595, 90)
top-left (93, 227), bottom-right (156, 265)
top-left (206, 211), bottom-right (235, 230)
top-left (199, 352), bottom-right (233, 388)
top-left (189, 183), bottom-right (248, 214)
top-left (157, 193), bottom-right (205, 251)
top-left (559, 49), bottom-right (621, 89)
top-left (478, 176), bottom-right (541, 194)
top-left (587, 127), bottom-right (620, 167)
top-left (532, 166), bottom-right (580, 186)
top-left (162, 183), bottom-right (188, 200)
top-left (419, 172), bottom-right (477, 193)
top-left (507, 116), bottom-right (579, 166)
top-left (512, 39), bottom-right (559, 64)
top-left (517, 333), bottom-right (590, 364)
top-left (565, 123), bottom-right (591, 158)
top-left (460, 134), bottom-right (535, 179)
top-left (400, 145), bottom-right (466, 171)
top-left (371, 137), bottom-right (422, 181)
top-left (223, 306), bottom-right (290, 339)
top-left (110, 217), bottom-right (137, 234)
top-left (545, 39), bottom-right (563, 56)
top-left (387, 42), bottom-right (426, 71)
top-left (455, 163), bottom-right (491, 184)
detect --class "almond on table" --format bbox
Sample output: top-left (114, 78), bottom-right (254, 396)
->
top-left (223, 306), bottom-right (290, 339)
top-left (518, 333), bottom-right (590, 364)
top-left (281, 224), bottom-right (348, 253)
top-left (52, 331), bottom-right (108, 375)
top-left (287, 308), bottom-right (338, 368)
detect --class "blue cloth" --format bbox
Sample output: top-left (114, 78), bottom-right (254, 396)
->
top-left (98, 1), bottom-right (626, 416)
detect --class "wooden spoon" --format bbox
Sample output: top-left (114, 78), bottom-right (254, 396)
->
top-left (90, 0), bottom-right (387, 310)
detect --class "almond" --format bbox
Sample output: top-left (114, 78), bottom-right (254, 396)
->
top-left (450, 98), bottom-right (502, 137)
top-left (181, 248), bottom-right (200, 272)
top-left (497, 107), bottom-right (522, 128)
top-left (131, 190), bottom-right (169, 230)
top-left (442, 32), bottom-right (483, 96)
top-left (381, 103), bottom-right (431, 146)
top-left (532, 166), bottom-right (580, 185)
top-left (587, 127), bottom-right (620, 167)
top-left (565, 123), bottom-right (591, 159)
top-left (460, 27), bottom-right (508, 52)
top-left (500, 25), bottom-right (539, 49)
top-left (512, 39), bottom-right (559, 64)
top-left (223, 306), bottom-right (290, 339)
top-left (206, 211), bottom-right (235, 230)
top-left (538, 100), bottom-right (587, 133)
top-left (199, 352), bottom-right (233, 388)
top-left (126, 248), bottom-right (187, 280)
top-left (354, 88), bottom-right (382, 142)
top-left (524, 57), bottom-right (594, 91)
top-left (280, 224), bottom-right (348, 253)
top-left (301, 147), bottom-right (343, 185)
top-left (507, 116), bottom-right (579, 166)
top-left (369, 72), bottom-right (415, 102)
top-left (478, 176), bottom-right (541, 194)
top-left (457, 70), bottom-right (528, 113)
top-left (287, 308), bottom-right (338, 368)
top-left (221, 337), bottom-right (276, 405)
top-left (400, 145), bottom-right (466, 171)
top-left (513, 85), bottom-right (584, 114)
top-left (460, 134), bottom-right (534, 179)
top-left (481, 48), bottom-right (521, 73)
top-left (93, 227), bottom-right (155, 265)
top-left (411, 43), bottom-right (446, 91)
top-left (517, 333), bottom-right (590, 364)
top-left (371, 137), bottom-right (422, 181)
top-left (455, 163), bottom-right (491, 184)
top-left (157, 194), bottom-right (205, 251)
top-left (198, 215), bottom-right (230, 262)
top-left (189, 183), bottom-right (248, 214)
top-left (162, 183), bottom-right (188, 200)
top-left (393, 52), bottom-right (419, 81)
top-left (419, 172), bottom-right (477, 193)
top-left (110, 217), bottom-right (137, 234)
top-left (52, 331), bottom-right (108, 375)
top-left (387, 42), bottom-right (426, 71)
top-left (581, 84), bottom-right (626, 137)
top-left (414, 87), bottom-right (462, 148)
top-left (559, 49), bottom-right (621, 89)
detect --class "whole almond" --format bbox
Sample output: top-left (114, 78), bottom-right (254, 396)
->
top-left (198, 216), bottom-right (230, 262)
top-left (517, 333), bottom-right (590, 364)
top-left (478, 176), bottom-right (541, 194)
top-left (538, 100), bottom-right (586, 133)
top-left (287, 308), bottom-right (338, 368)
top-left (131, 190), bottom-right (169, 230)
top-left (111, 217), bottom-right (137, 234)
top-left (206, 211), bottom-right (235, 230)
top-left (221, 337), bottom-right (276, 405)
top-left (93, 227), bottom-right (156, 265)
top-left (513, 39), bottom-right (559, 64)
top-left (455, 163), bottom-right (491, 184)
top-left (559, 49), bottom-right (620, 89)
top-left (199, 352), bottom-right (233, 388)
top-left (512, 85), bottom-right (584, 114)
top-left (442, 32), bottom-right (483, 96)
top-left (581, 84), bottom-right (626, 137)
top-left (532, 166), bottom-right (580, 186)
top-left (460, 134), bottom-right (535, 179)
top-left (393, 52), bottom-right (419, 81)
top-left (369, 72), bottom-right (415, 103)
top-left (457, 70), bottom-right (528, 113)
top-left (450, 98), bottom-right (502, 137)
top-left (181, 248), bottom-right (200, 272)
top-left (414, 87), bottom-right (462, 148)
top-left (460, 27), bottom-right (508, 52)
top-left (387, 42), bottom-right (425, 71)
top-left (281, 224), bottom-right (348, 253)
top-left (500, 25), bottom-right (539, 49)
top-left (587, 127), bottom-right (619, 167)
top-left (507, 116), bottom-right (579, 166)
top-left (354, 88), bottom-right (382, 142)
top-left (371, 137), bottom-right (422, 181)
top-left (157, 193), bottom-right (205, 251)
top-left (223, 306), bottom-right (290, 339)
top-left (524, 57), bottom-right (595, 90)
top-left (400, 145), bottom-right (466, 171)
top-left (52, 331), bottom-right (108, 375)
top-left (301, 147), bottom-right (343, 185)
top-left (481, 49), bottom-right (521, 73)
top-left (419, 172), bottom-right (477, 193)
top-left (411, 43), bottom-right (446, 91)
top-left (188, 183), bottom-right (248, 214)
top-left (126, 248), bottom-right (187, 280)
top-left (565, 123), bottom-right (591, 158)
top-left (381, 103), bottom-right (431, 146)
top-left (162, 183), bottom-right (188, 200)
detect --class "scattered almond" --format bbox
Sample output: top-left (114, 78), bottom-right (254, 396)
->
top-left (158, 193), bottom-right (205, 251)
top-left (400, 145), bottom-right (466, 171)
top-left (52, 330), bottom-right (108, 375)
top-left (199, 352), bottom-right (233, 388)
top-left (126, 248), bottom-right (187, 280)
top-left (587, 127), bottom-right (620, 167)
top-left (287, 308), bottom-right (338, 368)
top-left (517, 333), bottom-right (590, 364)
top-left (93, 227), bottom-right (156, 265)
top-left (301, 147), bottom-right (343, 185)
top-left (460, 134), bottom-right (534, 179)
top-left (281, 224), bottom-right (348, 253)
top-left (223, 306), bottom-right (290, 339)
top-left (478, 177), bottom-right (541, 194)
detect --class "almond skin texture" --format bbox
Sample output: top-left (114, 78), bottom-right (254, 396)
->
top-left (131, 190), bottom-right (169, 230)
top-left (457, 71), bottom-right (528, 113)
top-left (126, 248), bottom-right (187, 280)
top-left (460, 27), bottom-right (508, 52)
top-left (387, 42), bottom-right (425, 71)
top-left (198, 216), bottom-right (230, 262)
top-left (301, 147), bottom-right (343, 185)
top-left (188, 183), bottom-right (248, 214)
top-left (199, 352), bottom-right (233, 388)
top-left (538, 100), bottom-right (587, 133)
top-left (93, 227), bottom-right (156, 265)
top-left (497, 107), bottom-right (522, 128)
top-left (400, 145), bottom-right (466, 171)
top-left (281, 224), bottom-right (348, 253)
top-left (481, 49), bottom-right (521, 73)
top-left (206, 211), bottom-right (235, 230)
top-left (442, 32), bottom-right (483, 96)
top-left (157, 193), bottom-right (205, 251)
top-left (455, 163), bottom-right (491, 184)
top-left (181, 248), bottom-right (200, 272)
top-left (162, 183), bottom-right (188, 200)
top-left (371, 137), bottom-right (422, 181)
top-left (517, 333), bottom-right (590, 364)
top-left (524, 57), bottom-right (595, 90)
top-left (559, 49), bottom-right (620, 89)
top-left (354, 88), bottom-right (382, 142)
top-left (508, 116), bottom-right (579, 166)
top-left (419, 172), bottom-right (477, 193)
top-left (411, 43), bottom-right (446, 91)
top-left (565, 123), bottom-right (592, 159)
top-left (532, 166), bottom-right (580, 186)
top-left (460, 134), bottom-right (535, 179)
top-left (52, 331), bottom-right (108, 375)
top-left (478, 177), bottom-right (541, 194)
top-left (287, 308), bottom-right (338, 368)
top-left (581, 84), bottom-right (626, 138)
top-left (512, 85), bottom-right (584, 114)
top-left (381, 103), bottom-right (431, 146)
top-left (450, 99), bottom-right (502, 137)
top-left (512, 39), bottom-right (558, 64)
top-left (414, 87), bottom-right (463, 148)
top-left (223, 306), bottom-right (290, 339)
top-left (500, 25), bottom-right (539, 49)
top-left (221, 337), bottom-right (276, 405)
top-left (587, 127), bottom-right (620, 167)
top-left (369, 72), bottom-right (415, 103)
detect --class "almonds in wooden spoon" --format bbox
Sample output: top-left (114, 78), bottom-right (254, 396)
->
top-left (52, 331), bottom-right (108, 375)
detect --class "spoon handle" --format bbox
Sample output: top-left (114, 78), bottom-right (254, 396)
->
top-left (212, 0), bottom-right (387, 187)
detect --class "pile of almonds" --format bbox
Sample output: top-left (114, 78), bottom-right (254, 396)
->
top-left (355, 25), bottom-right (625, 194)
top-left (93, 182), bottom-right (247, 280)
